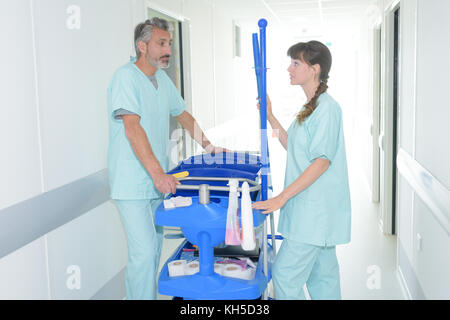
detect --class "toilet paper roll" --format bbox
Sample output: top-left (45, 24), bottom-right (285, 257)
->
top-left (214, 263), bottom-right (224, 275)
top-left (222, 265), bottom-right (242, 278)
top-left (168, 260), bottom-right (186, 277)
top-left (184, 261), bottom-right (199, 275)
top-left (222, 265), bottom-right (256, 280)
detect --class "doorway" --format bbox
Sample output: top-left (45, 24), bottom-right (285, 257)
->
top-left (392, 7), bottom-right (400, 235)
top-left (379, 3), bottom-right (401, 235)
top-left (147, 7), bottom-right (187, 169)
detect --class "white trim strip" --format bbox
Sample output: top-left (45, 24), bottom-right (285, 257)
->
top-left (29, 0), bottom-right (51, 299)
top-left (29, 0), bottom-right (45, 193)
top-left (397, 149), bottom-right (450, 235)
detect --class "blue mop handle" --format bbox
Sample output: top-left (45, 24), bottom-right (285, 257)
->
top-left (258, 19), bottom-right (269, 202)
top-left (252, 32), bottom-right (272, 186)
top-left (252, 34), bottom-right (262, 98)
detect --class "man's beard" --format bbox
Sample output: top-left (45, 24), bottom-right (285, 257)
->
top-left (146, 52), bottom-right (170, 69)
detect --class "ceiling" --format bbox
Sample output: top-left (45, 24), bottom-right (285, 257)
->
top-left (216, 0), bottom-right (379, 40)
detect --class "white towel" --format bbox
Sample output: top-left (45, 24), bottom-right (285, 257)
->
top-left (164, 196), bottom-right (192, 209)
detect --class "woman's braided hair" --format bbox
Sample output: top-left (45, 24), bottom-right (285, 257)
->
top-left (287, 41), bottom-right (332, 125)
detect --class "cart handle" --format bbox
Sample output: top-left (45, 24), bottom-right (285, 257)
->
top-left (175, 176), bottom-right (261, 193)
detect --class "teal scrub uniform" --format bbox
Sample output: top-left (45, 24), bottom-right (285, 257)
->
top-left (115, 199), bottom-right (163, 300)
top-left (273, 240), bottom-right (341, 300)
top-left (107, 58), bottom-right (186, 300)
top-left (273, 92), bottom-right (351, 300)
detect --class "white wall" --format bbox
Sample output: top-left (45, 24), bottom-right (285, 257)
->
top-left (354, 17), bottom-right (376, 192)
top-left (182, 0), bottom-right (216, 131)
top-left (406, 0), bottom-right (450, 299)
top-left (183, 0), bottom-right (260, 144)
top-left (0, 0), bottom-right (144, 299)
top-left (1, 0), bottom-right (42, 211)
top-left (352, 0), bottom-right (450, 299)
top-left (34, 0), bottom-right (133, 191)
top-left (395, 0), bottom-right (417, 285)
top-left (369, 0), bottom-right (450, 299)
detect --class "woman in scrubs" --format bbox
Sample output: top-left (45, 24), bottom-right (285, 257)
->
top-left (252, 41), bottom-right (351, 300)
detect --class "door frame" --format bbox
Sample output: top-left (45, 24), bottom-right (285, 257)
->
top-left (379, 0), bottom-right (401, 235)
top-left (371, 24), bottom-right (382, 204)
top-left (145, 1), bottom-right (195, 163)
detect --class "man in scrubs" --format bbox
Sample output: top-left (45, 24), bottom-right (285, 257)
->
top-left (107, 18), bottom-right (224, 300)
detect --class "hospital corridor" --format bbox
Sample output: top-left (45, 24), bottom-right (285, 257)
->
top-left (0, 0), bottom-right (449, 301)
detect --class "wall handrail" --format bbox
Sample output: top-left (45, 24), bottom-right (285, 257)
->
top-left (0, 169), bottom-right (110, 260)
top-left (397, 148), bottom-right (450, 236)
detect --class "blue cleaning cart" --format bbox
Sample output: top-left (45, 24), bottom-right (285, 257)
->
top-left (155, 152), bottom-right (274, 300)
top-left (155, 19), bottom-right (277, 300)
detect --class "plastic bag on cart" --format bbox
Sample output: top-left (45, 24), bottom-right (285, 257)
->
top-left (225, 179), bottom-right (241, 245)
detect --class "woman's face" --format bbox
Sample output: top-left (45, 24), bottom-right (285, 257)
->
top-left (287, 58), bottom-right (319, 86)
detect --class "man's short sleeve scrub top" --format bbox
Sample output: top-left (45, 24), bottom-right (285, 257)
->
top-left (278, 93), bottom-right (351, 247)
top-left (107, 58), bottom-right (186, 200)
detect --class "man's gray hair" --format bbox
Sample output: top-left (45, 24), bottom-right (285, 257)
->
top-left (134, 17), bottom-right (170, 58)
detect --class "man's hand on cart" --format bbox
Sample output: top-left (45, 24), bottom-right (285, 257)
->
top-left (153, 172), bottom-right (181, 194)
top-left (252, 194), bottom-right (287, 214)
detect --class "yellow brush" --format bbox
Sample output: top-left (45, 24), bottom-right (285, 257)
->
top-left (172, 171), bottom-right (189, 179)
